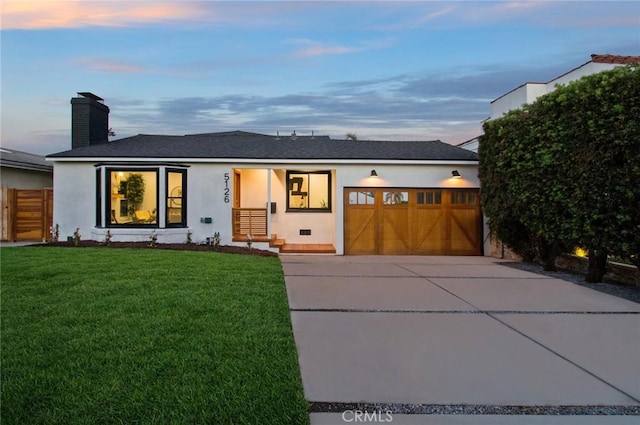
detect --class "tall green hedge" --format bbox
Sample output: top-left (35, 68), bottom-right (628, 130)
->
top-left (479, 65), bottom-right (640, 282)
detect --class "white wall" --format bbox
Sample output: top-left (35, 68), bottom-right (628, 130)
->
top-left (490, 83), bottom-right (546, 119)
top-left (184, 163), bottom-right (233, 244)
top-left (53, 162), bottom-right (98, 241)
top-left (491, 62), bottom-right (622, 120)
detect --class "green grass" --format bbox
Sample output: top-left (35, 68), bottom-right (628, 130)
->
top-left (1, 247), bottom-right (309, 425)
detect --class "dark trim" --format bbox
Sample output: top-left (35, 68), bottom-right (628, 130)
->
top-left (95, 168), bottom-right (102, 227)
top-left (285, 170), bottom-right (332, 213)
top-left (94, 162), bottom-right (190, 168)
top-left (165, 168), bottom-right (187, 228)
top-left (105, 168), bottom-right (159, 228)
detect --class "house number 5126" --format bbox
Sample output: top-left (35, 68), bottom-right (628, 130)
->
top-left (224, 173), bottom-right (230, 203)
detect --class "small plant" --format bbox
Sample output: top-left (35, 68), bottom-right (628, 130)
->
top-left (50, 224), bottom-right (60, 242)
top-left (104, 230), bottom-right (112, 246)
top-left (186, 230), bottom-right (193, 245)
top-left (212, 232), bottom-right (221, 248)
top-left (73, 228), bottom-right (81, 246)
top-left (246, 234), bottom-right (253, 249)
top-left (148, 232), bottom-right (158, 247)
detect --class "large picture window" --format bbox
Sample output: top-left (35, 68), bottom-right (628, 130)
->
top-left (286, 170), bottom-right (331, 212)
top-left (107, 169), bottom-right (158, 226)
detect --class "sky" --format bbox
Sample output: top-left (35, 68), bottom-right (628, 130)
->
top-left (1, 1), bottom-right (639, 155)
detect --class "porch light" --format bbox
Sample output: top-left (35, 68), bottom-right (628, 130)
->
top-left (370, 169), bottom-right (378, 177)
top-left (451, 170), bottom-right (462, 178)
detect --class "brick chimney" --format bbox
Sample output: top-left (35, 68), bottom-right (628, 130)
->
top-left (71, 92), bottom-right (110, 149)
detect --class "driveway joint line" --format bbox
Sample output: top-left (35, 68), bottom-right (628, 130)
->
top-left (396, 262), bottom-right (640, 405)
top-left (397, 263), bottom-right (479, 310)
top-left (285, 274), bottom-right (550, 279)
top-left (487, 312), bottom-right (640, 405)
top-left (289, 308), bottom-right (639, 314)
top-left (308, 402), bottom-right (640, 415)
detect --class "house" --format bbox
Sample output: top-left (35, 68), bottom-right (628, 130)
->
top-left (491, 53), bottom-right (640, 121)
top-left (48, 92), bottom-right (482, 255)
top-left (456, 136), bottom-right (480, 153)
top-left (457, 54), bottom-right (640, 155)
top-left (1, 148), bottom-right (54, 241)
top-left (1, 147), bottom-right (53, 189)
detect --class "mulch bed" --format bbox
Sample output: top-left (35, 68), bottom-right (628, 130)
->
top-left (33, 241), bottom-right (279, 257)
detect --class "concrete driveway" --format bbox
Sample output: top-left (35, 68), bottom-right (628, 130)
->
top-left (281, 256), bottom-right (640, 425)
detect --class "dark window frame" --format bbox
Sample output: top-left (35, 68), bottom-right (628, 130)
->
top-left (105, 167), bottom-right (160, 228)
top-left (285, 170), bottom-right (332, 212)
top-left (166, 168), bottom-right (187, 228)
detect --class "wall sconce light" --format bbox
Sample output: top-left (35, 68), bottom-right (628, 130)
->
top-left (451, 170), bottom-right (462, 178)
top-left (370, 169), bottom-right (378, 177)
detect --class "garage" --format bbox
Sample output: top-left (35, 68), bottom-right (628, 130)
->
top-left (344, 188), bottom-right (482, 255)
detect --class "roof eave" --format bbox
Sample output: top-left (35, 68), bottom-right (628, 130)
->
top-left (49, 156), bottom-right (478, 165)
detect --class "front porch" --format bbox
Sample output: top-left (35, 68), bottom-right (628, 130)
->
top-left (230, 167), bottom-right (337, 254)
top-left (231, 207), bottom-right (335, 254)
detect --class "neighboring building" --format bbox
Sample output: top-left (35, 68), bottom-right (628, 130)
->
top-left (0, 147), bottom-right (53, 189)
top-left (0, 148), bottom-right (54, 242)
top-left (458, 54), bottom-right (640, 154)
top-left (456, 136), bottom-right (480, 153)
top-left (490, 54), bottom-right (640, 120)
top-left (48, 92), bottom-right (483, 255)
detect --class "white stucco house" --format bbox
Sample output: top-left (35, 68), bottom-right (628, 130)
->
top-left (458, 54), bottom-right (640, 154)
top-left (491, 53), bottom-right (640, 121)
top-left (48, 92), bottom-right (483, 255)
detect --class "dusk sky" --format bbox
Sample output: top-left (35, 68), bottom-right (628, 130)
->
top-left (2, 1), bottom-right (639, 155)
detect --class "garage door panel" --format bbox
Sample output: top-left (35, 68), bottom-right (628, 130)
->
top-left (414, 209), bottom-right (444, 254)
top-left (450, 208), bottom-right (481, 255)
top-left (345, 206), bottom-right (376, 255)
top-left (381, 208), bottom-right (409, 255)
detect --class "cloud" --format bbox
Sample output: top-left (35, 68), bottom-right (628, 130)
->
top-left (2, 0), bottom-right (205, 29)
top-left (111, 86), bottom-right (490, 144)
top-left (285, 38), bottom-right (360, 58)
top-left (107, 53), bottom-right (598, 144)
top-left (377, 4), bottom-right (458, 31)
top-left (73, 57), bottom-right (147, 74)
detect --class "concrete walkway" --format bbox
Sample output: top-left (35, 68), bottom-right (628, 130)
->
top-left (281, 256), bottom-right (640, 425)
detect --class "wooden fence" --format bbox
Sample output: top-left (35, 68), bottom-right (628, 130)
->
top-left (1, 186), bottom-right (53, 242)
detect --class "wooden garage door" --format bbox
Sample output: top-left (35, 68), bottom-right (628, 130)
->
top-left (344, 188), bottom-right (481, 255)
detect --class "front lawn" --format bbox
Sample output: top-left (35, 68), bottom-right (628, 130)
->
top-left (1, 247), bottom-right (308, 424)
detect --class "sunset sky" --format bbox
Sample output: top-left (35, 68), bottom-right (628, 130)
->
top-left (2, 0), bottom-right (639, 155)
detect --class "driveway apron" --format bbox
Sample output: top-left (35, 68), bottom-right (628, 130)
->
top-left (281, 256), bottom-right (640, 425)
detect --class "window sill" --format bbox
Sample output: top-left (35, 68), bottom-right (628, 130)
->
top-left (285, 209), bottom-right (332, 213)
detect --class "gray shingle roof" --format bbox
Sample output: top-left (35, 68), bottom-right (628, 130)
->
top-left (48, 131), bottom-right (478, 161)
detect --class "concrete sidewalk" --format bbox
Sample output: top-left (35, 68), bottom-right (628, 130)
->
top-left (282, 256), bottom-right (640, 425)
